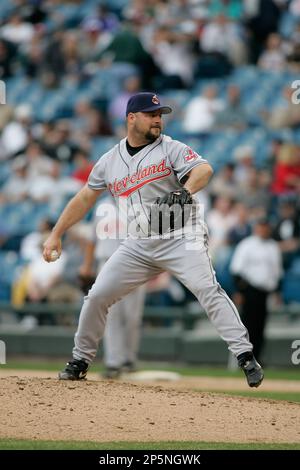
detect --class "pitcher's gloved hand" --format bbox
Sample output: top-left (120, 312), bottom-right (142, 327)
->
top-left (157, 188), bottom-right (193, 207)
top-left (150, 188), bottom-right (193, 235)
top-left (78, 273), bottom-right (96, 295)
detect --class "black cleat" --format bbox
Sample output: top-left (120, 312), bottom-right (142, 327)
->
top-left (58, 359), bottom-right (89, 380)
top-left (238, 353), bottom-right (264, 388)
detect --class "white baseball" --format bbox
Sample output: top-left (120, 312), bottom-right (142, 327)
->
top-left (50, 250), bottom-right (59, 261)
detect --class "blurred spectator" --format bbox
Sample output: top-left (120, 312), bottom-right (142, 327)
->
top-left (215, 84), bottom-right (248, 129)
top-left (233, 145), bottom-right (255, 186)
top-left (150, 26), bottom-right (196, 88)
top-left (20, 219), bottom-right (55, 262)
top-left (13, 234), bottom-right (81, 326)
top-left (41, 30), bottom-right (67, 88)
top-left (24, 141), bottom-right (54, 179)
top-left (28, 161), bottom-right (81, 210)
top-left (25, 249), bottom-right (67, 324)
top-left (183, 85), bottom-right (224, 134)
top-left (264, 86), bottom-right (300, 129)
top-left (80, 17), bottom-right (113, 63)
top-left (84, 4), bottom-right (120, 34)
top-left (71, 100), bottom-right (93, 133)
top-left (27, 166), bottom-right (59, 204)
top-left (273, 198), bottom-right (300, 268)
top-left (271, 143), bottom-right (300, 195)
top-left (0, 104), bottom-right (31, 159)
top-left (0, 156), bottom-right (30, 204)
top-left (13, 236), bottom-right (67, 305)
top-left (0, 11), bottom-right (34, 45)
top-left (21, 31), bottom-right (45, 79)
top-left (200, 14), bottom-right (247, 66)
top-left (228, 202), bottom-right (252, 246)
top-left (244, 0), bottom-right (282, 63)
top-left (85, 107), bottom-right (112, 137)
top-left (72, 149), bottom-right (94, 184)
top-left (230, 218), bottom-right (282, 362)
top-left (99, 24), bottom-right (159, 89)
top-left (108, 75), bottom-right (141, 137)
top-left (207, 195), bottom-right (237, 259)
top-left (238, 168), bottom-right (272, 210)
top-left (60, 31), bottom-right (83, 79)
top-left (194, 186), bottom-right (211, 217)
top-left (71, 101), bottom-right (112, 141)
top-left (109, 75), bottom-right (141, 121)
top-left (258, 33), bottom-right (287, 71)
top-left (209, 162), bottom-right (238, 200)
top-left (265, 138), bottom-right (283, 173)
top-left (39, 120), bottom-right (79, 162)
top-left (0, 39), bottom-right (15, 79)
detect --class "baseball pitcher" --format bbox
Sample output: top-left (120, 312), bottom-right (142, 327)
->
top-left (43, 92), bottom-right (264, 387)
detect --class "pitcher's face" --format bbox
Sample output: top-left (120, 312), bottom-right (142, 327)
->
top-left (129, 110), bottom-right (163, 143)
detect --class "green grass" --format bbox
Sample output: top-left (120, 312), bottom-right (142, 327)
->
top-left (1, 360), bottom-right (300, 381)
top-left (1, 360), bottom-right (70, 372)
top-left (141, 364), bottom-right (300, 381)
top-left (0, 439), bottom-right (299, 450)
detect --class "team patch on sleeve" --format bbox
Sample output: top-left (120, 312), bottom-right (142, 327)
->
top-left (183, 147), bottom-right (199, 163)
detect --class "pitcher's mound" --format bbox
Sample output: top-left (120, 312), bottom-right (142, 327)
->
top-left (1, 376), bottom-right (300, 444)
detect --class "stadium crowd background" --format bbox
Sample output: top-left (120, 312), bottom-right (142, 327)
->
top-left (0, 0), bottom-right (300, 325)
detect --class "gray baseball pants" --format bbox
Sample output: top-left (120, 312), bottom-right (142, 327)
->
top-left (73, 236), bottom-right (252, 363)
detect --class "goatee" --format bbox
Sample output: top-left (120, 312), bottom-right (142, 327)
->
top-left (145, 129), bottom-right (160, 143)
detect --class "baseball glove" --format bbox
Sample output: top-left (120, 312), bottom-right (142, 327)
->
top-left (78, 273), bottom-right (96, 295)
top-left (149, 188), bottom-right (193, 235)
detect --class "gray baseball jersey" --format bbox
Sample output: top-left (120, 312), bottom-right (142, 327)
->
top-left (88, 134), bottom-right (207, 237)
top-left (72, 135), bottom-right (253, 363)
top-left (89, 194), bottom-right (124, 260)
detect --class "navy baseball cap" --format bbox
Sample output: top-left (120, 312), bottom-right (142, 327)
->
top-left (126, 92), bottom-right (172, 116)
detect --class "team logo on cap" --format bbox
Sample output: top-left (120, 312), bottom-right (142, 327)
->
top-left (152, 94), bottom-right (159, 104)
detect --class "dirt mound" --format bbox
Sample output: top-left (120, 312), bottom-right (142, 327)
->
top-left (1, 376), bottom-right (300, 443)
